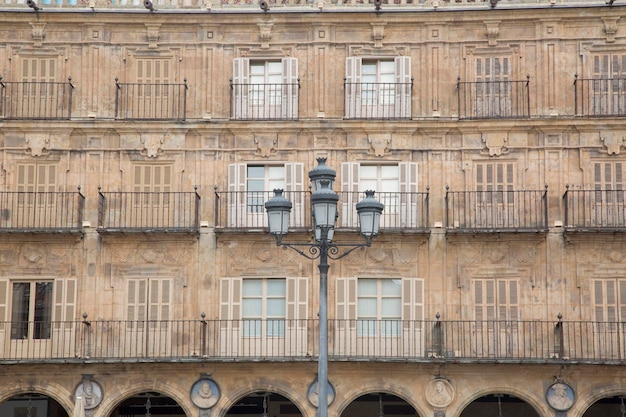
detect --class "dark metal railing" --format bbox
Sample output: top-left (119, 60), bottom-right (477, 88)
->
top-left (214, 190), bottom-right (311, 230)
top-left (97, 189), bottom-right (200, 232)
top-left (445, 187), bottom-right (548, 232)
top-left (214, 190), bottom-right (429, 232)
top-left (344, 81), bottom-right (413, 119)
top-left (115, 78), bottom-right (188, 120)
top-left (574, 75), bottom-right (626, 117)
top-left (0, 76), bottom-right (74, 119)
top-left (457, 76), bottom-right (530, 119)
top-left (2, 317), bottom-right (626, 364)
top-left (230, 81), bottom-right (299, 120)
top-left (0, 190), bottom-right (84, 232)
top-left (563, 187), bottom-right (626, 231)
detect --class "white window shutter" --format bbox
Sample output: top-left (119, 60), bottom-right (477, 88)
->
top-left (399, 162), bottom-right (419, 227)
top-left (345, 57), bottom-right (362, 118)
top-left (219, 277), bottom-right (242, 356)
top-left (227, 163), bottom-right (247, 228)
top-left (285, 163), bottom-right (304, 228)
top-left (287, 277), bottom-right (308, 335)
top-left (341, 162), bottom-right (360, 227)
top-left (127, 278), bottom-right (148, 325)
top-left (232, 58), bottom-right (250, 119)
top-left (54, 278), bottom-right (77, 324)
top-left (394, 56), bottom-right (412, 119)
top-left (0, 279), bottom-right (7, 332)
top-left (402, 278), bottom-right (424, 322)
top-left (282, 58), bottom-right (298, 119)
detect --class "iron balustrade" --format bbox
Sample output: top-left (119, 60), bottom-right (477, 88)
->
top-left (337, 190), bottom-right (429, 231)
top-left (0, 190), bottom-right (84, 232)
top-left (344, 81), bottom-right (413, 119)
top-left (563, 187), bottom-right (626, 231)
top-left (214, 190), bottom-right (311, 230)
top-left (0, 76), bottom-right (74, 120)
top-left (230, 81), bottom-right (300, 120)
top-left (115, 78), bottom-right (188, 120)
top-left (1, 318), bottom-right (626, 363)
top-left (445, 188), bottom-right (548, 232)
top-left (97, 189), bottom-right (200, 232)
top-left (457, 76), bottom-right (530, 119)
top-left (574, 75), bottom-right (626, 117)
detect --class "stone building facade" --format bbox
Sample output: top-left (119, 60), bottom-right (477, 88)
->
top-left (0, 0), bottom-right (625, 416)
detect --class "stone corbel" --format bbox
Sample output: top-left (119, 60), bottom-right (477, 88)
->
top-left (140, 133), bottom-right (165, 157)
top-left (482, 132), bottom-right (508, 156)
top-left (368, 134), bottom-right (391, 157)
top-left (258, 23), bottom-right (273, 49)
top-left (255, 136), bottom-right (277, 157)
top-left (600, 132), bottom-right (625, 155)
top-left (484, 21), bottom-right (500, 47)
top-left (26, 134), bottom-right (50, 157)
top-left (371, 23), bottom-right (386, 49)
top-left (31, 23), bottom-right (46, 47)
top-left (146, 24), bottom-right (160, 49)
top-left (602, 17), bottom-right (620, 43)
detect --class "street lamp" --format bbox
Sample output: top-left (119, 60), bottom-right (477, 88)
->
top-left (265, 157), bottom-right (383, 417)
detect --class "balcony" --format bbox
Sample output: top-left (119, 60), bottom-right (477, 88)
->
top-left (1, 318), bottom-right (625, 364)
top-left (445, 188), bottom-right (548, 232)
top-left (0, 77), bottom-right (74, 120)
top-left (574, 75), bottom-right (626, 117)
top-left (214, 190), bottom-right (429, 232)
top-left (230, 81), bottom-right (299, 120)
top-left (344, 81), bottom-right (413, 119)
top-left (563, 187), bottom-right (626, 232)
top-left (115, 79), bottom-right (188, 121)
top-left (97, 189), bottom-right (200, 233)
top-left (0, 190), bottom-right (84, 233)
top-left (457, 76), bottom-right (530, 119)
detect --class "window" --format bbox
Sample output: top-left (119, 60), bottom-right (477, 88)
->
top-left (17, 163), bottom-right (57, 193)
top-left (591, 161), bottom-right (625, 226)
top-left (0, 278), bottom-right (76, 342)
top-left (232, 58), bottom-right (298, 119)
top-left (17, 57), bottom-right (67, 119)
top-left (357, 279), bottom-right (401, 336)
top-left (133, 164), bottom-right (172, 193)
top-left (593, 279), bottom-right (626, 323)
top-left (126, 278), bottom-right (171, 328)
top-left (473, 279), bottom-right (519, 322)
top-left (227, 163), bottom-right (304, 228)
top-left (341, 162), bottom-right (418, 228)
top-left (345, 56), bottom-right (411, 119)
top-left (475, 56), bottom-right (511, 118)
top-left (242, 278), bottom-right (286, 337)
top-left (591, 54), bottom-right (626, 115)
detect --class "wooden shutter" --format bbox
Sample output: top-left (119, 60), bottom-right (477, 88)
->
top-left (399, 162), bottom-right (419, 227)
top-left (17, 163), bottom-right (56, 192)
top-left (336, 276), bottom-right (357, 322)
top-left (345, 57), bottom-right (362, 118)
top-left (232, 58), bottom-right (250, 118)
top-left (285, 163), bottom-right (304, 227)
top-left (0, 279), bottom-right (8, 331)
top-left (54, 278), bottom-right (77, 323)
top-left (474, 279), bottom-right (495, 321)
top-left (287, 277), bottom-right (308, 338)
top-left (21, 57), bottom-right (56, 83)
top-left (402, 278), bottom-right (424, 322)
top-left (137, 59), bottom-right (171, 84)
top-left (340, 162), bottom-right (360, 227)
top-left (127, 278), bottom-right (148, 324)
top-left (227, 163), bottom-right (247, 228)
top-left (594, 162), bottom-right (624, 190)
top-left (394, 56), bottom-right (412, 118)
top-left (282, 58), bottom-right (298, 119)
top-left (149, 279), bottom-right (171, 322)
top-left (133, 164), bottom-right (172, 192)
top-left (220, 277), bottom-right (242, 321)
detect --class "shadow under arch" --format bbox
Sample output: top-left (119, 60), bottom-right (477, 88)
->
top-left (0, 392), bottom-right (70, 417)
top-left (451, 384), bottom-right (548, 417)
top-left (457, 392), bottom-right (542, 417)
top-left (580, 389), bottom-right (626, 417)
top-left (105, 390), bottom-right (189, 417)
top-left (334, 385), bottom-right (426, 417)
top-left (338, 391), bottom-right (422, 417)
top-left (223, 390), bottom-right (304, 417)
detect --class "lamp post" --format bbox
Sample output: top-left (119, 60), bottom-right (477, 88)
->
top-left (265, 157), bottom-right (383, 417)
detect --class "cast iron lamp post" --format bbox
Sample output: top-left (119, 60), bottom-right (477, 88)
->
top-left (265, 157), bottom-right (383, 417)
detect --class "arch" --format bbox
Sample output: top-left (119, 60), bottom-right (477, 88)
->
top-left (0, 383), bottom-right (73, 416)
top-left (98, 385), bottom-right (192, 417)
top-left (335, 386), bottom-right (425, 417)
top-left (221, 389), bottom-right (305, 417)
top-left (0, 391), bottom-right (71, 417)
top-left (215, 380), bottom-right (310, 417)
top-left (455, 389), bottom-right (545, 417)
top-left (576, 385), bottom-right (626, 417)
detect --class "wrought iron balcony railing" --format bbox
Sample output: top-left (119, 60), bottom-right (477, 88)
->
top-left (97, 189), bottom-right (200, 233)
top-left (457, 76), bottom-right (530, 119)
top-left (0, 76), bottom-right (74, 120)
top-left (115, 79), bottom-right (188, 120)
top-left (230, 82), bottom-right (299, 120)
top-left (445, 187), bottom-right (548, 232)
top-left (2, 318), bottom-right (626, 364)
top-left (563, 187), bottom-right (626, 231)
top-left (344, 81), bottom-right (413, 119)
top-left (574, 75), bottom-right (626, 117)
top-left (214, 190), bottom-right (429, 232)
top-left (0, 190), bottom-right (84, 233)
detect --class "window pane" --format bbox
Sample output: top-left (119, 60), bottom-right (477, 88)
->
top-left (267, 319), bottom-right (285, 337)
top-left (381, 165), bottom-right (399, 179)
top-left (362, 62), bottom-right (377, 75)
top-left (243, 319), bottom-right (261, 337)
top-left (266, 279), bottom-right (285, 296)
top-left (381, 299), bottom-right (401, 318)
top-left (381, 279), bottom-right (402, 296)
top-left (358, 279), bottom-right (377, 296)
top-left (267, 299), bottom-right (286, 317)
top-left (242, 299), bottom-right (262, 317)
top-left (250, 63), bottom-right (265, 75)
top-left (360, 165), bottom-right (377, 178)
top-left (34, 282), bottom-right (53, 339)
top-left (247, 166), bottom-right (265, 179)
top-left (11, 283), bottom-right (30, 340)
top-left (379, 60), bottom-right (395, 73)
top-left (358, 298), bottom-right (377, 317)
top-left (243, 279), bottom-right (262, 296)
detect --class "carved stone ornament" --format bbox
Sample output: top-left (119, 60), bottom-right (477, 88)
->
top-left (307, 379), bottom-right (335, 407)
top-left (482, 132), bottom-right (508, 156)
top-left (425, 379), bottom-right (454, 408)
top-left (255, 136), bottom-right (277, 158)
top-left (31, 23), bottom-right (46, 47)
top-left (75, 378), bottom-right (103, 410)
top-left (602, 17), bottom-right (619, 43)
top-left (26, 134), bottom-right (50, 156)
top-left (546, 382), bottom-right (575, 411)
top-left (368, 134), bottom-right (391, 157)
top-left (190, 378), bottom-right (220, 409)
top-left (258, 23), bottom-right (273, 49)
top-left (146, 24), bottom-right (160, 49)
top-left (484, 21), bottom-right (500, 47)
top-left (600, 132), bottom-right (624, 155)
top-left (140, 134), bottom-right (165, 157)
top-left (371, 23), bottom-right (386, 49)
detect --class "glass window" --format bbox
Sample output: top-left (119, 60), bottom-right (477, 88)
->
top-left (242, 278), bottom-right (286, 337)
top-left (357, 278), bottom-right (401, 336)
top-left (10, 282), bottom-right (53, 340)
top-left (247, 165), bottom-right (285, 213)
top-left (362, 60), bottom-right (395, 105)
top-left (360, 165), bottom-right (399, 214)
top-left (250, 61), bottom-right (282, 106)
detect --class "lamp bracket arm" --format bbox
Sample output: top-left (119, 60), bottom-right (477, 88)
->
top-left (327, 242), bottom-right (370, 260)
top-left (276, 242), bottom-right (321, 260)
